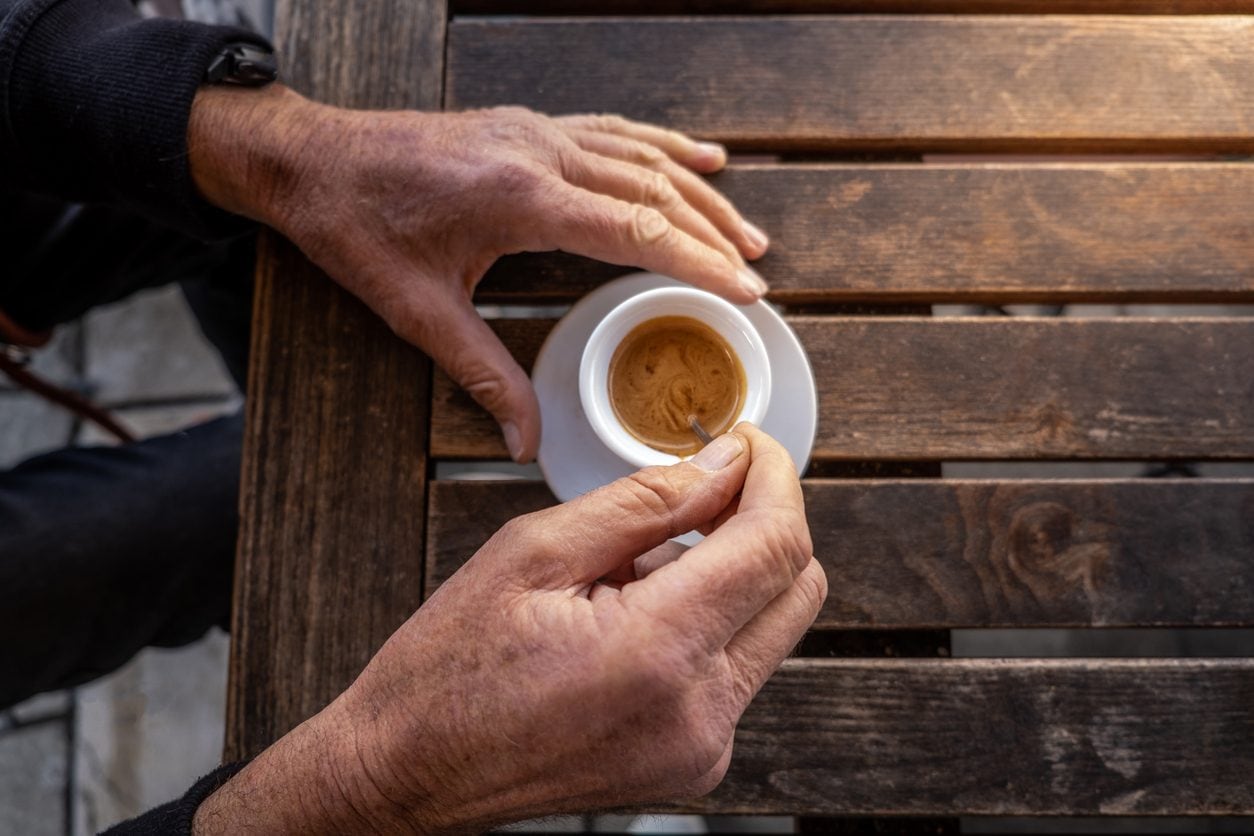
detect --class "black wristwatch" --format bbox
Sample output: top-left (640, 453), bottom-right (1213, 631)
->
top-left (205, 42), bottom-right (278, 86)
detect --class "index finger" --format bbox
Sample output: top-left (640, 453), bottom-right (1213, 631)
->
top-left (624, 424), bottom-right (813, 649)
top-left (546, 182), bottom-right (765, 303)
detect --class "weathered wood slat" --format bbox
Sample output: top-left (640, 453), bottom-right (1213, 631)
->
top-left (457, 2), bottom-right (1254, 12)
top-left (678, 658), bottom-right (1254, 815)
top-left (226, 0), bottom-right (445, 762)
top-left (426, 479), bottom-right (1254, 627)
top-left (477, 164), bottom-right (1254, 305)
top-left (430, 318), bottom-right (1254, 461)
top-left (448, 17), bottom-right (1254, 153)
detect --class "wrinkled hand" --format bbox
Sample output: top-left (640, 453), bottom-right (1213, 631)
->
top-left (193, 425), bottom-right (825, 834)
top-left (189, 86), bottom-right (770, 462)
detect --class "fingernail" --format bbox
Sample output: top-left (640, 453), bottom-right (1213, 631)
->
top-left (737, 266), bottom-right (768, 298)
top-left (697, 141), bottom-right (727, 165)
top-left (690, 433), bottom-right (744, 472)
top-left (502, 421), bottom-right (524, 462)
top-left (742, 219), bottom-right (770, 252)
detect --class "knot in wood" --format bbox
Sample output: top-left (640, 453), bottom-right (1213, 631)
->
top-left (1006, 501), bottom-right (1113, 605)
top-left (1009, 501), bottom-right (1074, 572)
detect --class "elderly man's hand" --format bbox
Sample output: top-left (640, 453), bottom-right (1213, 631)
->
top-left (188, 85), bottom-right (769, 463)
top-left (193, 425), bottom-right (824, 834)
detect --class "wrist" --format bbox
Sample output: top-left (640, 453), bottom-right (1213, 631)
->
top-left (192, 696), bottom-right (408, 835)
top-left (338, 655), bottom-right (563, 835)
top-left (187, 83), bottom-right (328, 231)
top-left (332, 673), bottom-right (476, 834)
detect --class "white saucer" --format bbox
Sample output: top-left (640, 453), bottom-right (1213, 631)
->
top-left (534, 273), bottom-right (818, 506)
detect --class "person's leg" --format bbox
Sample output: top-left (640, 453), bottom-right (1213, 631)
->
top-left (0, 413), bottom-right (242, 710)
top-left (0, 193), bottom-right (255, 707)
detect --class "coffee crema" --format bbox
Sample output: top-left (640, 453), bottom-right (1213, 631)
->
top-left (607, 315), bottom-right (746, 456)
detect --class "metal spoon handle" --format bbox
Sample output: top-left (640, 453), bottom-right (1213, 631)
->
top-left (687, 414), bottom-right (715, 447)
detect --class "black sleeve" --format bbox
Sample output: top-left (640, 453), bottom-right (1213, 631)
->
top-left (100, 760), bottom-right (250, 835)
top-left (0, 0), bottom-right (272, 238)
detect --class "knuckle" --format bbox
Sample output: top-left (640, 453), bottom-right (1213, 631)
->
top-left (486, 157), bottom-right (544, 197)
top-left (481, 110), bottom-right (566, 169)
top-left (641, 172), bottom-right (680, 209)
top-left (485, 118), bottom-right (533, 146)
top-left (627, 205), bottom-right (672, 248)
top-left (631, 141), bottom-right (667, 166)
top-left (485, 105), bottom-right (537, 130)
top-left (745, 511), bottom-right (813, 584)
top-left (617, 468), bottom-right (686, 531)
top-left (459, 368), bottom-right (512, 415)
top-left (591, 112), bottom-right (628, 132)
top-left (799, 512), bottom-right (816, 559)
top-left (487, 512), bottom-right (549, 556)
top-left (488, 105), bottom-right (532, 119)
top-left (775, 511), bottom-right (814, 574)
top-left (490, 515), bottom-right (526, 545)
top-left (554, 142), bottom-right (585, 181)
top-left (799, 560), bottom-right (829, 613)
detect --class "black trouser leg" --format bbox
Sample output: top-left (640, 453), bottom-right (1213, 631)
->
top-left (0, 194), bottom-right (254, 709)
top-left (0, 415), bottom-right (242, 708)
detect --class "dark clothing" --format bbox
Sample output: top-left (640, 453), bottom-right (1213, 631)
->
top-left (103, 761), bottom-right (250, 835)
top-left (0, 193), bottom-right (255, 831)
top-left (2, 190), bottom-right (258, 334)
top-left (1, 0), bottom-right (271, 827)
top-left (0, 410), bottom-right (244, 705)
top-left (0, 0), bottom-right (269, 239)
top-left (1, 187), bottom-right (256, 708)
top-left (1, 130), bottom-right (258, 713)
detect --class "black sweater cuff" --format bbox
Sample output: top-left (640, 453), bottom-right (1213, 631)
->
top-left (0, 0), bottom-right (272, 239)
top-left (101, 759), bottom-right (251, 835)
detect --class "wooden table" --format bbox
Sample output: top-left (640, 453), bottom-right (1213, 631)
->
top-left (226, 1), bottom-right (1254, 827)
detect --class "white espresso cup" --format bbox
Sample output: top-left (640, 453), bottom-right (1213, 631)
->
top-left (579, 287), bottom-right (772, 469)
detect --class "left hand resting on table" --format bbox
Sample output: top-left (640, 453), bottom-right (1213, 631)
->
top-left (187, 85), bottom-right (770, 463)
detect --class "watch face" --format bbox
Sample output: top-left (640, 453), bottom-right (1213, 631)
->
top-left (206, 43), bottom-right (278, 86)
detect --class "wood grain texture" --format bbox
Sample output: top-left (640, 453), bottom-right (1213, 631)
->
top-left (426, 479), bottom-right (1254, 627)
top-left (457, 1), bottom-right (1254, 11)
top-left (430, 318), bottom-right (1254, 461)
top-left (477, 164), bottom-right (1254, 305)
top-left (278, 0), bottom-right (444, 110)
top-left (226, 0), bottom-right (446, 761)
top-left (682, 658), bottom-right (1254, 815)
top-left (448, 17), bottom-right (1254, 152)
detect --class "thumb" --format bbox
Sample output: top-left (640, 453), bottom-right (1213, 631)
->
top-left (415, 293), bottom-right (541, 463)
top-left (508, 431), bottom-right (750, 589)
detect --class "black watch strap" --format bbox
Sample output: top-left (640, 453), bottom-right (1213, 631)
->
top-left (205, 42), bottom-right (278, 86)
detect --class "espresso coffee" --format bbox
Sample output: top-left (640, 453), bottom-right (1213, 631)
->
top-left (607, 315), bottom-right (747, 456)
